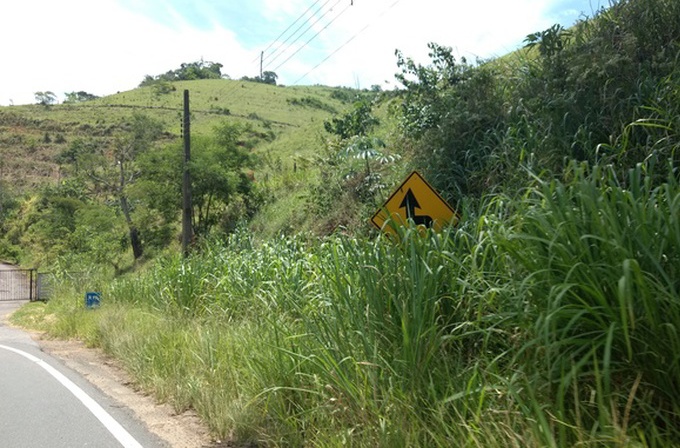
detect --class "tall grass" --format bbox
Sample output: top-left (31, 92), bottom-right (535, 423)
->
top-left (502, 159), bottom-right (680, 445)
top-left (20, 157), bottom-right (680, 446)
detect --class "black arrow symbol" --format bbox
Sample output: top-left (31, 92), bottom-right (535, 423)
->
top-left (399, 189), bottom-right (433, 227)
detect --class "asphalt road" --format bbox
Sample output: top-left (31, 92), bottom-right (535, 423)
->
top-left (0, 300), bottom-right (168, 448)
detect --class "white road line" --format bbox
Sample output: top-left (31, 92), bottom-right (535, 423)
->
top-left (0, 344), bottom-right (144, 448)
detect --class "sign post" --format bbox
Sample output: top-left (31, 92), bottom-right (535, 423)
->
top-left (371, 171), bottom-right (456, 235)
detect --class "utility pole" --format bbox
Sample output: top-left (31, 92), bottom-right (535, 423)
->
top-left (0, 160), bottom-right (5, 218)
top-left (0, 161), bottom-right (3, 217)
top-left (182, 89), bottom-right (193, 257)
top-left (260, 51), bottom-right (264, 79)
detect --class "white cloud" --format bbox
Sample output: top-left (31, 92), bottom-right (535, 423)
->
top-left (0, 0), bottom-right (250, 105)
top-left (276, 0), bottom-right (574, 88)
top-left (261, 0), bottom-right (312, 21)
top-left (0, 0), bottom-right (591, 105)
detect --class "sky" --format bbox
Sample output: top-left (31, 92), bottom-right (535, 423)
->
top-left (0, 0), bottom-right (604, 106)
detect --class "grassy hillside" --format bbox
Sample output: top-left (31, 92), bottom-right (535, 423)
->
top-left (0, 79), bottom-right (389, 252)
top-left (0, 80), bottom-right (362, 189)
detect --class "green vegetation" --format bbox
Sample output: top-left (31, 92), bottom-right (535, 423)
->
top-left (323, 98), bottom-right (379, 139)
top-left (139, 59), bottom-right (226, 87)
top-left (16, 161), bottom-right (680, 445)
top-left (63, 91), bottom-right (99, 104)
top-left (5, 0), bottom-right (680, 445)
top-left (34, 91), bottom-right (57, 107)
top-left (287, 96), bottom-right (337, 113)
top-left (0, 79), bottom-right (361, 264)
top-left (241, 70), bottom-right (279, 86)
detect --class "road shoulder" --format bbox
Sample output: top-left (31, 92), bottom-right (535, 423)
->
top-left (34, 334), bottom-right (216, 448)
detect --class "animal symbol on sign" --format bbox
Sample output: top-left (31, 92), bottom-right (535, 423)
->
top-left (399, 189), bottom-right (433, 227)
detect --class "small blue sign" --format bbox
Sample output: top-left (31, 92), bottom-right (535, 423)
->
top-left (85, 292), bottom-right (101, 309)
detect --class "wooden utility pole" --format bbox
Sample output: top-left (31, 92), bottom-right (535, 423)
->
top-left (182, 89), bottom-right (193, 257)
top-left (260, 51), bottom-right (264, 79)
top-left (0, 160), bottom-right (4, 217)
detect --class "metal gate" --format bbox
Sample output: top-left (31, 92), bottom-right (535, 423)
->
top-left (0, 269), bottom-right (38, 302)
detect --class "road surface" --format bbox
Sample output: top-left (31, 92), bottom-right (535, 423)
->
top-left (0, 299), bottom-right (169, 448)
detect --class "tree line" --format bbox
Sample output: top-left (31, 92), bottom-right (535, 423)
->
top-left (140, 60), bottom-right (279, 87)
top-left (0, 114), bottom-right (260, 269)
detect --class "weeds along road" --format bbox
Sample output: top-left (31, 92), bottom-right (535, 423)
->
top-left (0, 296), bottom-right (168, 448)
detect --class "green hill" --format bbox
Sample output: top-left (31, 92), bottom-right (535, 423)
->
top-left (0, 80), bottom-right (361, 189)
top-left (0, 79), bottom-right (388, 256)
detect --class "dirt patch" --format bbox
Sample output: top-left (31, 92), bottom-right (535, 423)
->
top-left (36, 336), bottom-right (219, 448)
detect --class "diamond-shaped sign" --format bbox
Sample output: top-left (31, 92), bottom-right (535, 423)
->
top-left (371, 171), bottom-right (457, 234)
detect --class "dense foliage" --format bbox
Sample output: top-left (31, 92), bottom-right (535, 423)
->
top-left (240, 70), bottom-right (279, 85)
top-left (26, 158), bottom-right (680, 445)
top-left (6, 0), bottom-right (680, 445)
top-left (63, 91), bottom-right (99, 103)
top-left (0, 115), bottom-right (259, 267)
top-left (139, 59), bottom-right (226, 87)
top-left (395, 0), bottom-right (680, 201)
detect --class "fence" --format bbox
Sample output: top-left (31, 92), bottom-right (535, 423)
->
top-left (0, 269), bottom-right (52, 301)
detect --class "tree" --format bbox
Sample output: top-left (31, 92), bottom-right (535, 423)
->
top-left (13, 182), bottom-right (88, 266)
top-left (395, 43), bottom-right (504, 197)
top-left (135, 122), bottom-right (257, 239)
top-left (70, 113), bottom-right (164, 260)
top-left (151, 80), bottom-right (176, 97)
top-left (34, 91), bottom-right (57, 106)
top-left (70, 204), bottom-right (128, 273)
top-left (112, 114), bottom-right (164, 259)
top-left (139, 60), bottom-right (226, 86)
top-left (323, 99), bottom-right (379, 139)
top-left (190, 123), bottom-right (256, 236)
top-left (0, 168), bottom-right (17, 234)
top-left (58, 138), bottom-right (98, 175)
top-left (63, 91), bottom-right (99, 103)
top-left (240, 71), bottom-right (279, 85)
top-left (261, 71), bottom-right (278, 85)
top-left (0, 176), bottom-right (19, 261)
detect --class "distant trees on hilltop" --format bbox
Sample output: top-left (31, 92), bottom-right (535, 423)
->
top-left (64, 91), bottom-right (99, 103)
top-left (139, 59), bottom-right (280, 88)
top-left (240, 70), bottom-right (278, 86)
top-left (34, 90), bottom-right (99, 105)
top-left (139, 59), bottom-right (226, 87)
top-left (34, 91), bottom-right (57, 106)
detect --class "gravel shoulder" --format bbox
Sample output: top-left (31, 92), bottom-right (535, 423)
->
top-left (36, 336), bottom-right (216, 448)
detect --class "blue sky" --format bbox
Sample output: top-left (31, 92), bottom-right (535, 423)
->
top-left (0, 0), bottom-right (604, 106)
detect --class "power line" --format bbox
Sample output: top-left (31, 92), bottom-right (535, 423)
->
top-left (261, 0), bottom-right (335, 66)
top-left (263, 0), bottom-right (342, 70)
top-left (223, 0), bottom-right (351, 107)
top-left (292, 0), bottom-right (403, 85)
top-left (268, 1), bottom-right (353, 74)
top-left (200, 0), bottom-right (358, 108)
top-left (252, 0), bottom-right (327, 63)
top-left (215, 0), bottom-right (339, 104)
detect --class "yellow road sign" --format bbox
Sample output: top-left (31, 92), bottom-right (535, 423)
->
top-left (371, 171), bottom-right (457, 234)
